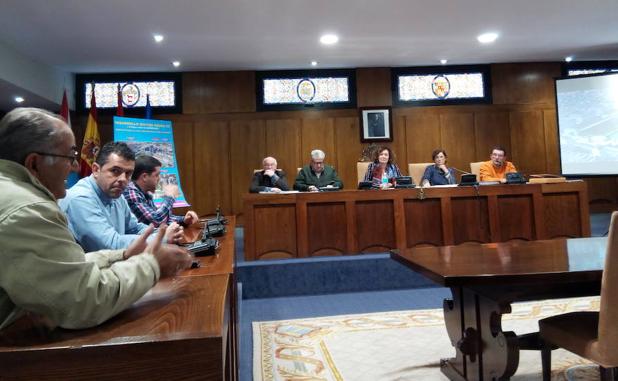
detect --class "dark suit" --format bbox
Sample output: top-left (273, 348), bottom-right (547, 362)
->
top-left (249, 170), bottom-right (290, 193)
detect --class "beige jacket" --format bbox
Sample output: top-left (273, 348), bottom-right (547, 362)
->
top-left (0, 159), bottom-right (160, 331)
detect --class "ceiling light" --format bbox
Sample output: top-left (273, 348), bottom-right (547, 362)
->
top-left (311, 61), bottom-right (318, 66)
top-left (14, 96), bottom-right (24, 103)
top-left (320, 34), bottom-right (339, 45)
top-left (172, 61), bottom-right (181, 67)
top-left (153, 34), bottom-right (164, 43)
top-left (477, 32), bottom-right (498, 44)
top-left (440, 59), bottom-right (448, 65)
top-left (565, 56), bottom-right (573, 62)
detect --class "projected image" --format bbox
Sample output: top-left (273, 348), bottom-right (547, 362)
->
top-left (557, 73), bottom-right (618, 175)
top-left (126, 142), bottom-right (175, 168)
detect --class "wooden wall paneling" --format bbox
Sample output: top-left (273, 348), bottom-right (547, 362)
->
top-left (496, 195), bottom-right (535, 241)
top-left (192, 121), bottom-right (232, 215)
top-left (543, 193), bottom-right (583, 238)
top-left (254, 205), bottom-right (297, 259)
top-left (451, 197), bottom-right (490, 244)
top-left (404, 199), bottom-right (443, 247)
top-left (473, 112), bottom-right (511, 162)
top-left (543, 109), bottom-right (561, 174)
top-left (491, 63), bottom-right (561, 105)
top-left (182, 73), bottom-right (205, 114)
top-left (334, 117), bottom-right (363, 189)
top-left (170, 120), bottom-right (197, 214)
top-left (306, 202), bottom-right (347, 256)
top-left (355, 200), bottom-right (396, 252)
top-left (391, 113), bottom-right (408, 174)
top-left (584, 178), bottom-right (617, 212)
top-left (509, 110), bottom-right (547, 174)
top-left (265, 119), bottom-right (301, 183)
top-left (356, 68), bottom-right (392, 107)
top-left (402, 111), bottom-right (441, 164)
top-left (439, 113), bottom-right (476, 174)
top-left (300, 117), bottom-right (336, 169)
top-left (201, 72), bottom-right (256, 113)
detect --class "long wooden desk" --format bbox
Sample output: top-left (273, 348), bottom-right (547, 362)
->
top-left (391, 237), bottom-right (605, 381)
top-left (244, 181), bottom-right (590, 260)
top-left (0, 217), bottom-right (237, 381)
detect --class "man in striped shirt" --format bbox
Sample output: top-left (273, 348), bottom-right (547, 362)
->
top-left (123, 155), bottom-right (199, 227)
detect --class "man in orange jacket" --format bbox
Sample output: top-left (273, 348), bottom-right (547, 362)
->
top-left (479, 146), bottom-right (517, 183)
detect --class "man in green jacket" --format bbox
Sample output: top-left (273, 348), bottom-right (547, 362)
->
top-left (0, 107), bottom-right (192, 331)
top-left (294, 149), bottom-right (343, 192)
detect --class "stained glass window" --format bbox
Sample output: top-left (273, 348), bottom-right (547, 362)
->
top-left (263, 77), bottom-right (349, 104)
top-left (84, 81), bottom-right (176, 109)
top-left (398, 73), bottom-right (485, 101)
top-left (568, 69), bottom-right (618, 76)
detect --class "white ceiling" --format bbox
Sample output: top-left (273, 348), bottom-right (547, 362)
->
top-left (0, 0), bottom-right (617, 74)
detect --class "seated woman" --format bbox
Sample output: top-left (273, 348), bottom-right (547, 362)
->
top-left (421, 149), bottom-right (456, 187)
top-left (363, 146), bottom-right (402, 189)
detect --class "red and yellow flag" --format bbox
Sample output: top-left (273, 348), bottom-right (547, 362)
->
top-left (79, 83), bottom-right (101, 177)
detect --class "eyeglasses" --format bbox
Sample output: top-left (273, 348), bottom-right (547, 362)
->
top-left (33, 147), bottom-right (80, 166)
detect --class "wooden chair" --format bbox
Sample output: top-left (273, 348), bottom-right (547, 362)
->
top-left (357, 162), bottom-right (371, 183)
top-left (539, 211), bottom-right (618, 380)
top-left (408, 163), bottom-right (433, 186)
top-left (470, 161), bottom-right (484, 178)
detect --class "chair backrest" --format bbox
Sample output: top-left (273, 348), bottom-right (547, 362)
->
top-left (408, 163), bottom-right (433, 186)
top-left (357, 162), bottom-right (371, 183)
top-left (253, 169), bottom-right (262, 174)
top-left (598, 211), bottom-right (618, 359)
top-left (470, 161), bottom-right (484, 177)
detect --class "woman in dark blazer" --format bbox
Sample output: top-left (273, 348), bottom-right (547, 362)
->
top-left (421, 149), bottom-right (456, 186)
top-left (363, 146), bottom-right (402, 189)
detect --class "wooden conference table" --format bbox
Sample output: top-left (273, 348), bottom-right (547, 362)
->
top-left (391, 236), bottom-right (606, 381)
top-left (0, 217), bottom-right (237, 381)
top-left (244, 181), bottom-right (590, 261)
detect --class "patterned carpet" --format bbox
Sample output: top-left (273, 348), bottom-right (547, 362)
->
top-left (253, 297), bottom-right (600, 381)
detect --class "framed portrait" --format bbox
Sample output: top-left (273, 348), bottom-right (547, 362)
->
top-left (359, 106), bottom-right (393, 142)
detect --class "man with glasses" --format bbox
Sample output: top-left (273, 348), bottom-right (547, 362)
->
top-left (479, 146), bottom-right (518, 183)
top-left (60, 142), bottom-right (184, 252)
top-left (0, 107), bottom-right (192, 331)
top-left (294, 149), bottom-right (343, 192)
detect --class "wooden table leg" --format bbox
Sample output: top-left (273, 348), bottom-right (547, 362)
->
top-left (442, 287), bottom-right (519, 380)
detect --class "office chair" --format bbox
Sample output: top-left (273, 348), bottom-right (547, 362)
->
top-left (470, 161), bottom-right (484, 177)
top-left (357, 162), bottom-right (370, 184)
top-left (408, 163), bottom-right (432, 186)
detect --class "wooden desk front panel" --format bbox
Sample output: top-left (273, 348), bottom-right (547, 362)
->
top-left (243, 182), bottom-right (590, 260)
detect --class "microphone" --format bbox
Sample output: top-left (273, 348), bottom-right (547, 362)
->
top-left (452, 167), bottom-right (472, 175)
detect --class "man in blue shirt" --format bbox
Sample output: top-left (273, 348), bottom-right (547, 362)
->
top-left (60, 142), bottom-right (183, 252)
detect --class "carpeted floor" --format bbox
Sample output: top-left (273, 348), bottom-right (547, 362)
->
top-left (253, 297), bottom-right (600, 381)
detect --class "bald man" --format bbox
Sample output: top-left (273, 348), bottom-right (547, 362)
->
top-left (249, 156), bottom-right (290, 193)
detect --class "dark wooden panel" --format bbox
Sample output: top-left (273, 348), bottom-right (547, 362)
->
top-left (356, 200), bottom-right (396, 252)
top-left (254, 204), bottom-right (297, 259)
top-left (404, 199), bottom-right (443, 246)
top-left (183, 71), bottom-right (255, 114)
top-left (265, 119), bottom-right (301, 181)
top-left (451, 197), bottom-right (490, 244)
top-left (440, 113), bottom-right (476, 174)
top-left (182, 72), bottom-right (205, 114)
top-left (301, 117), bottom-right (336, 170)
top-left (356, 67), bottom-right (392, 107)
top-left (543, 109), bottom-right (560, 174)
top-left (491, 63), bottom-right (561, 105)
top-left (544, 192), bottom-right (583, 238)
top-left (171, 120), bottom-right (196, 213)
top-left (402, 111), bottom-right (441, 164)
top-left (307, 202), bottom-right (347, 256)
top-left (334, 116), bottom-right (363, 188)
top-left (509, 110), bottom-right (546, 174)
top-left (193, 121), bottom-right (231, 215)
top-left (229, 119), bottom-right (266, 215)
top-left (497, 195), bottom-right (535, 241)
top-left (474, 112), bottom-right (511, 162)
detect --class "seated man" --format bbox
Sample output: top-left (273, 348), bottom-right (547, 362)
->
top-left (249, 156), bottom-right (289, 193)
top-left (294, 149), bottom-right (343, 192)
top-left (479, 146), bottom-right (517, 183)
top-left (0, 107), bottom-right (191, 331)
top-left (60, 142), bottom-right (183, 252)
top-left (123, 155), bottom-right (199, 227)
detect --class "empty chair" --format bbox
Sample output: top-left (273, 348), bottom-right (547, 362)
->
top-left (470, 161), bottom-right (484, 178)
top-left (539, 211), bottom-right (618, 380)
top-left (357, 162), bottom-right (370, 184)
top-left (408, 163), bottom-right (433, 187)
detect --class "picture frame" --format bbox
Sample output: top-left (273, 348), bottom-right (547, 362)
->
top-left (359, 106), bottom-right (393, 142)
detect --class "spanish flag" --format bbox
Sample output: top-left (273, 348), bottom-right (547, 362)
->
top-left (79, 83), bottom-right (101, 177)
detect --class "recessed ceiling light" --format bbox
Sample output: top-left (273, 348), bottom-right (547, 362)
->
top-left (14, 96), bottom-right (24, 103)
top-left (311, 61), bottom-right (318, 66)
top-left (320, 34), bottom-right (339, 45)
top-left (440, 59), bottom-right (448, 65)
top-left (172, 61), bottom-right (181, 67)
top-left (153, 34), bottom-right (164, 43)
top-left (565, 56), bottom-right (573, 62)
top-left (477, 32), bottom-right (498, 44)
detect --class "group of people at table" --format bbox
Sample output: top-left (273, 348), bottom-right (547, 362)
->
top-left (250, 145), bottom-right (518, 193)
